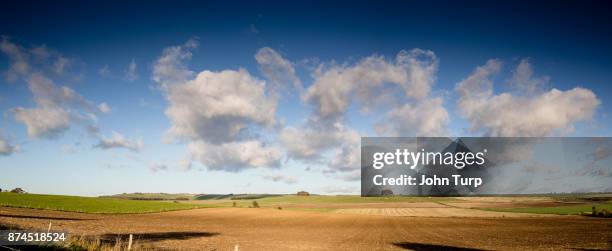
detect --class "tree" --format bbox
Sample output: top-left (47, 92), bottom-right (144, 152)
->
top-left (10, 188), bottom-right (26, 194)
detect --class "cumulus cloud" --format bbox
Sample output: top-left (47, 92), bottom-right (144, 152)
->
top-left (255, 47), bottom-right (302, 94)
top-left (153, 40), bottom-right (281, 171)
top-left (0, 136), bottom-right (19, 156)
top-left (508, 58), bottom-right (549, 94)
top-left (164, 69), bottom-right (277, 143)
top-left (187, 140), bottom-right (281, 172)
top-left (94, 131), bottom-right (143, 152)
top-left (124, 59), bottom-right (138, 82)
top-left (14, 106), bottom-right (71, 138)
top-left (305, 49), bottom-right (438, 119)
top-left (1, 39), bottom-right (110, 140)
top-left (280, 121), bottom-right (364, 177)
top-left (374, 97), bottom-right (449, 136)
top-left (0, 36), bottom-right (30, 81)
top-left (328, 132), bottom-right (361, 173)
top-left (283, 49), bottom-right (446, 177)
top-left (262, 174), bottom-right (297, 184)
top-left (11, 73), bottom-right (101, 138)
top-left (53, 56), bottom-right (71, 75)
top-left (457, 59), bottom-right (600, 136)
top-left (26, 73), bottom-right (97, 111)
top-left (152, 38), bottom-right (198, 88)
top-left (280, 120), bottom-right (357, 161)
top-left (0, 37), bottom-right (75, 80)
top-left (30, 45), bottom-right (51, 60)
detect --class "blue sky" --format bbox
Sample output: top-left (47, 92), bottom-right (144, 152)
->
top-left (0, 1), bottom-right (611, 196)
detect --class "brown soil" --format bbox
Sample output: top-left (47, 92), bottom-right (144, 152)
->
top-left (280, 202), bottom-right (448, 209)
top-left (1, 206), bottom-right (610, 250)
top-left (334, 207), bottom-right (556, 218)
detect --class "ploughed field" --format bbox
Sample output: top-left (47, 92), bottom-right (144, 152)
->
top-left (0, 194), bottom-right (611, 250)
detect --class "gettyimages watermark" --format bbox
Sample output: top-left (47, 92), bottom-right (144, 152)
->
top-left (361, 137), bottom-right (612, 196)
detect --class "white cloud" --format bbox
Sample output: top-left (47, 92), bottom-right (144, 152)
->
top-left (14, 106), bottom-right (72, 138)
top-left (283, 49), bottom-right (445, 178)
top-left (457, 59), bottom-right (600, 136)
top-left (305, 49), bottom-right (438, 119)
top-left (1, 40), bottom-right (108, 140)
top-left (0, 37), bottom-right (30, 81)
top-left (152, 38), bottom-right (198, 88)
top-left (255, 47), bottom-right (302, 94)
top-left (26, 73), bottom-right (96, 110)
top-left (279, 120), bottom-right (357, 161)
top-left (456, 59), bottom-right (502, 103)
top-left (0, 136), bottom-right (19, 156)
top-left (30, 45), bottom-right (51, 60)
top-left (12, 73), bottom-right (100, 138)
top-left (187, 140), bottom-right (281, 172)
top-left (53, 56), bottom-right (71, 75)
top-left (508, 58), bottom-right (549, 94)
top-left (94, 131), bottom-right (143, 152)
top-left (280, 119), bottom-right (362, 174)
top-left (124, 59), bottom-right (138, 82)
top-left (165, 69), bottom-right (277, 144)
top-left (98, 102), bottom-right (111, 113)
top-left (328, 132), bottom-right (361, 173)
top-left (0, 37), bottom-right (74, 80)
top-left (375, 97), bottom-right (449, 136)
top-left (262, 174), bottom-right (297, 184)
top-left (153, 40), bottom-right (281, 172)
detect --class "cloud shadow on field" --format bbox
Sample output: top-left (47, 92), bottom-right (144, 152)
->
top-left (0, 222), bottom-right (23, 230)
top-left (393, 242), bottom-right (487, 251)
top-left (98, 232), bottom-right (219, 243)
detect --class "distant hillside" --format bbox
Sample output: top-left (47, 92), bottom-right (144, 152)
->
top-left (102, 193), bottom-right (284, 201)
top-left (194, 194), bottom-right (235, 200)
top-left (195, 194), bottom-right (283, 200)
top-left (100, 193), bottom-right (197, 201)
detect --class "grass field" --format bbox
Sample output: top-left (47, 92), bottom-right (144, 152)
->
top-left (3, 193), bottom-right (611, 216)
top-left (192, 195), bottom-right (459, 209)
top-left (485, 202), bottom-right (612, 215)
top-left (101, 192), bottom-right (198, 200)
top-left (0, 193), bottom-right (214, 214)
top-left (247, 195), bottom-right (456, 204)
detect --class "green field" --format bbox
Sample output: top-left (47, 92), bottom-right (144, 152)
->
top-left (485, 203), bottom-right (612, 215)
top-left (0, 193), bottom-right (454, 214)
top-left (212, 195), bottom-right (457, 208)
top-left (101, 192), bottom-right (198, 200)
top-left (257, 195), bottom-right (455, 204)
top-left (3, 192), bottom-right (610, 216)
top-left (0, 193), bottom-right (213, 214)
